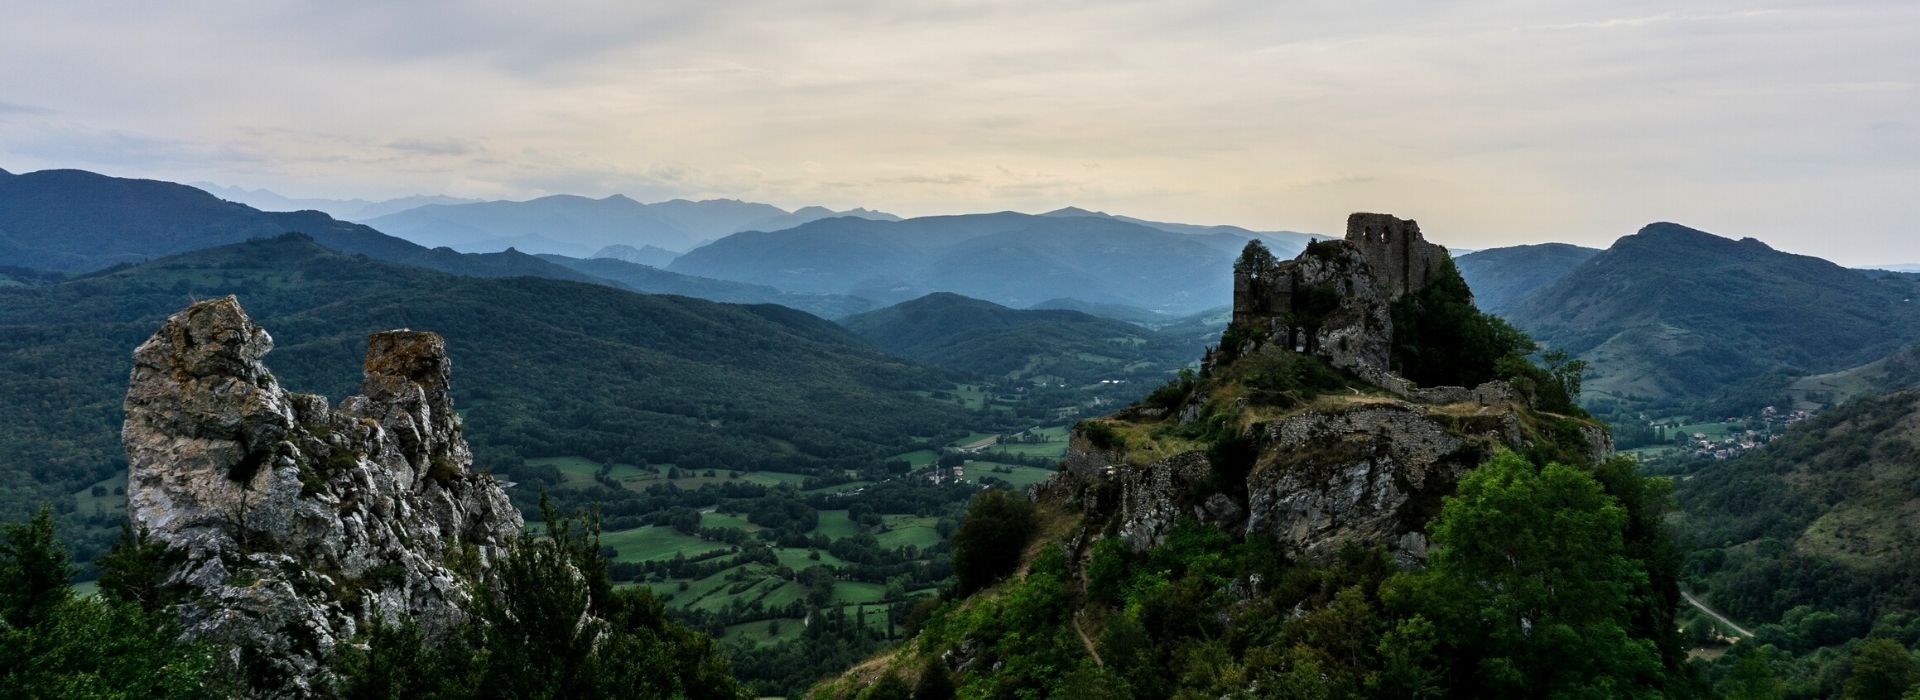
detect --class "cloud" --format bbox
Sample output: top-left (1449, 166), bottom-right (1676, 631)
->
top-left (385, 138), bottom-right (479, 157)
top-left (0, 1), bottom-right (1913, 262)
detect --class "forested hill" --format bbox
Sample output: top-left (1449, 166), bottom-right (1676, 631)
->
top-left (0, 167), bottom-right (600, 282)
top-left (1503, 222), bottom-right (1920, 407)
top-left (0, 234), bottom-right (971, 559)
top-left (841, 292), bottom-right (1201, 383)
top-left (1676, 388), bottom-right (1920, 693)
top-left (1453, 242), bottom-right (1600, 314)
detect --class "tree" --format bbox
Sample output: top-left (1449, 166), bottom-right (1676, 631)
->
top-left (1717, 646), bottom-right (1789, 700)
top-left (0, 507), bottom-right (215, 698)
top-left (0, 505), bottom-right (72, 629)
top-left (949, 489), bottom-right (1036, 595)
top-left (1384, 451), bottom-right (1663, 697)
top-left (1846, 638), bottom-right (1919, 700)
top-left (97, 519), bottom-right (180, 613)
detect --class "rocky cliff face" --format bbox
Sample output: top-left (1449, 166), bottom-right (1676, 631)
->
top-left (122, 296), bottom-right (520, 695)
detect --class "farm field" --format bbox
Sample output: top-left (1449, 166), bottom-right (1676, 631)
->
top-left (699, 511), bottom-right (760, 531)
top-left (602, 525), bottom-right (733, 563)
top-left (875, 515), bottom-right (943, 550)
top-left (964, 462), bottom-right (1056, 489)
top-left (71, 472), bottom-right (127, 517)
top-left (811, 510), bottom-right (861, 539)
top-left (527, 456), bottom-right (810, 490)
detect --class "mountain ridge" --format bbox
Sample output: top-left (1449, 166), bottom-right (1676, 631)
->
top-left (1503, 222), bottom-right (1920, 407)
top-left (364, 193), bottom-right (900, 255)
top-left (668, 212), bottom-right (1251, 314)
top-left (0, 168), bottom-right (604, 285)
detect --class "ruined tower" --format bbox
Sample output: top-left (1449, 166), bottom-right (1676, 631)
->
top-left (1225, 212), bottom-right (1452, 382)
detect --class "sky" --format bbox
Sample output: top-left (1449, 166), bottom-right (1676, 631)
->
top-left (1, 1), bottom-right (1915, 264)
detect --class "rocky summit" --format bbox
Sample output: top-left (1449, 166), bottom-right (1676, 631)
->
top-left (1053, 212), bottom-right (1606, 564)
top-left (1226, 212), bottom-right (1455, 395)
top-left (122, 296), bottom-right (520, 695)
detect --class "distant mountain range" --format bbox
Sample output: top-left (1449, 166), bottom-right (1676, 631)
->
top-left (669, 212), bottom-right (1281, 314)
top-left (0, 167), bottom-right (1305, 322)
top-left (1494, 223), bottom-right (1920, 407)
top-left (361, 195), bottom-right (901, 256)
top-left (592, 244), bottom-right (684, 268)
top-left (191, 182), bottom-right (482, 221)
top-left (0, 168), bottom-right (597, 281)
top-left (1038, 206), bottom-right (1329, 258)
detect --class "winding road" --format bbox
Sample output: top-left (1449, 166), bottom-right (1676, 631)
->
top-left (1682, 591), bottom-right (1754, 639)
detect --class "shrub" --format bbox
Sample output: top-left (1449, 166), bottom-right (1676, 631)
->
top-left (950, 490), bottom-right (1037, 595)
top-left (1079, 421), bottom-right (1124, 452)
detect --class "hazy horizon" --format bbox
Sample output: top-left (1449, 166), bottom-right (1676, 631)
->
top-left (3, 1), bottom-right (1914, 265)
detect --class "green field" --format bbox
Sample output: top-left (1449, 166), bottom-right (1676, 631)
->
top-left (646, 563), bottom-right (808, 613)
top-left (775, 547), bottom-right (847, 570)
top-left (804, 480), bottom-right (872, 495)
top-left (876, 515), bottom-right (943, 550)
top-left (948, 432), bottom-right (999, 449)
top-left (601, 526), bottom-right (733, 563)
top-left (981, 441), bottom-right (1069, 460)
top-left (1671, 421), bottom-right (1737, 440)
top-left (811, 510), bottom-right (861, 539)
top-left (832, 581), bottom-right (887, 604)
top-left (527, 456), bottom-right (810, 491)
top-left (966, 462), bottom-right (1056, 489)
top-left (699, 511), bottom-right (760, 531)
top-left (975, 425), bottom-right (1071, 460)
top-left (72, 473), bottom-right (127, 517)
top-left (722, 617), bottom-right (807, 647)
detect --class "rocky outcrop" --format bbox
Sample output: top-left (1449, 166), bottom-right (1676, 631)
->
top-left (1243, 402), bottom-right (1516, 565)
top-left (1227, 212), bottom-right (1451, 381)
top-left (1064, 398), bottom-right (1611, 562)
top-left (122, 296), bottom-right (520, 696)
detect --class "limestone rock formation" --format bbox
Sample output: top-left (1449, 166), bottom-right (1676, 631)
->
top-left (122, 296), bottom-right (521, 695)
